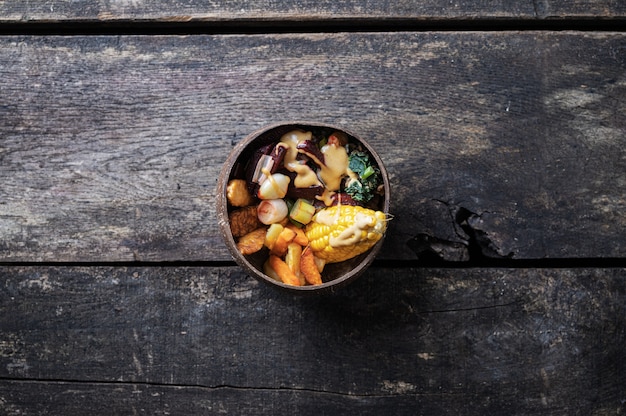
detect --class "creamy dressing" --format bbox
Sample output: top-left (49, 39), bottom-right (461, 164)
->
top-left (317, 189), bottom-right (336, 207)
top-left (329, 212), bottom-right (375, 247)
top-left (314, 203), bottom-right (342, 226)
top-left (319, 142), bottom-right (349, 192)
top-left (279, 129), bottom-right (354, 202)
top-left (290, 161), bottom-right (321, 188)
top-left (344, 170), bottom-right (360, 187)
top-left (312, 204), bottom-right (376, 248)
top-left (279, 131), bottom-right (322, 188)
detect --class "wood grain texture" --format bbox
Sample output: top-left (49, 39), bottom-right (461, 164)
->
top-left (0, 0), bottom-right (624, 23)
top-left (0, 1), bottom-right (538, 23)
top-left (1, 32), bottom-right (625, 262)
top-left (0, 266), bottom-right (624, 415)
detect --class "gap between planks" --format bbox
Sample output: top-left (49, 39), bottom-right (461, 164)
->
top-left (0, 17), bottom-right (625, 36)
top-left (1, 258), bottom-right (625, 269)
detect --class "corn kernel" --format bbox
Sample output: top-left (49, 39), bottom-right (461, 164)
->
top-left (304, 205), bottom-right (387, 263)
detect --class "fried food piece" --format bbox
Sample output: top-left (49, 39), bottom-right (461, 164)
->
top-left (270, 227), bottom-right (296, 257)
top-left (285, 243), bottom-right (304, 285)
top-left (236, 227), bottom-right (267, 255)
top-left (264, 223), bottom-right (284, 250)
top-left (286, 223), bottom-right (309, 246)
top-left (263, 259), bottom-right (281, 281)
top-left (226, 179), bottom-right (255, 207)
top-left (269, 255), bottom-right (301, 286)
top-left (301, 246), bottom-right (323, 285)
top-left (229, 205), bottom-right (261, 238)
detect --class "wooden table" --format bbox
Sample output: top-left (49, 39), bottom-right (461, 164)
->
top-left (1, 2), bottom-right (625, 414)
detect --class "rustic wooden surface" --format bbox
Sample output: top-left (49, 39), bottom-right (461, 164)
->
top-left (1, 32), bottom-right (625, 262)
top-left (0, 0), bottom-right (624, 23)
top-left (1, 266), bottom-right (624, 415)
top-left (1, 2), bottom-right (626, 415)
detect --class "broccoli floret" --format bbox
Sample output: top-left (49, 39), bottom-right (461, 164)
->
top-left (345, 150), bottom-right (381, 203)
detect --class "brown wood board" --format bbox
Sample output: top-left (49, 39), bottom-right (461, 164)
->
top-left (0, 266), bottom-right (624, 414)
top-left (1, 33), bottom-right (625, 262)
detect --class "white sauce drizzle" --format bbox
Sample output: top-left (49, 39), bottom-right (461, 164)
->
top-left (329, 212), bottom-right (375, 247)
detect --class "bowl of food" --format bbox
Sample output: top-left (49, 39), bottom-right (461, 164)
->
top-left (217, 122), bottom-right (390, 294)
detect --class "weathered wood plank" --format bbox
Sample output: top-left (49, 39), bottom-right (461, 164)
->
top-left (0, 1), bottom-right (534, 23)
top-left (1, 33), bottom-right (625, 261)
top-left (0, 380), bottom-right (469, 416)
top-left (0, 266), bottom-right (624, 415)
top-left (535, 0), bottom-right (626, 18)
top-left (0, 0), bottom-right (624, 23)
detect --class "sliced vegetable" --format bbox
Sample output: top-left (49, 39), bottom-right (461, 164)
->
top-left (286, 223), bottom-right (309, 246)
top-left (296, 140), bottom-right (325, 166)
top-left (257, 199), bottom-right (288, 225)
top-left (269, 255), bottom-right (301, 286)
top-left (270, 227), bottom-right (297, 257)
top-left (246, 143), bottom-right (287, 190)
top-left (286, 183), bottom-right (324, 200)
top-left (264, 223), bottom-right (284, 250)
top-left (257, 173), bottom-right (290, 199)
top-left (289, 198), bottom-right (316, 225)
top-left (360, 165), bottom-right (376, 180)
top-left (330, 192), bottom-right (359, 207)
top-left (285, 243), bottom-right (304, 285)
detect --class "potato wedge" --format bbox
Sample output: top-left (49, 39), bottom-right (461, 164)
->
top-left (286, 223), bottom-right (309, 246)
top-left (263, 259), bottom-right (281, 281)
top-left (269, 255), bottom-right (301, 286)
top-left (264, 223), bottom-right (284, 250)
top-left (285, 243), bottom-right (304, 285)
top-left (270, 227), bottom-right (296, 257)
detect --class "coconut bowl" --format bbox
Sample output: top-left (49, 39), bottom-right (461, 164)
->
top-left (216, 122), bottom-right (390, 294)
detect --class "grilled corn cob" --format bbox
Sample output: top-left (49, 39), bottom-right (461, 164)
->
top-left (305, 205), bottom-right (387, 263)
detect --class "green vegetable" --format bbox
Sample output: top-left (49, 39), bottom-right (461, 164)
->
top-left (360, 166), bottom-right (376, 180)
top-left (289, 198), bottom-right (316, 225)
top-left (345, 150), bottom-right (381, 203)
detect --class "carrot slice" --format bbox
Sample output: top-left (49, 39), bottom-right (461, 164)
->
top-left (269, 255), bottom-right (301, 286)
top-left (270, 227), bottom-right (296, 257)
top-left (286, 223), bottom-right (309, 246)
